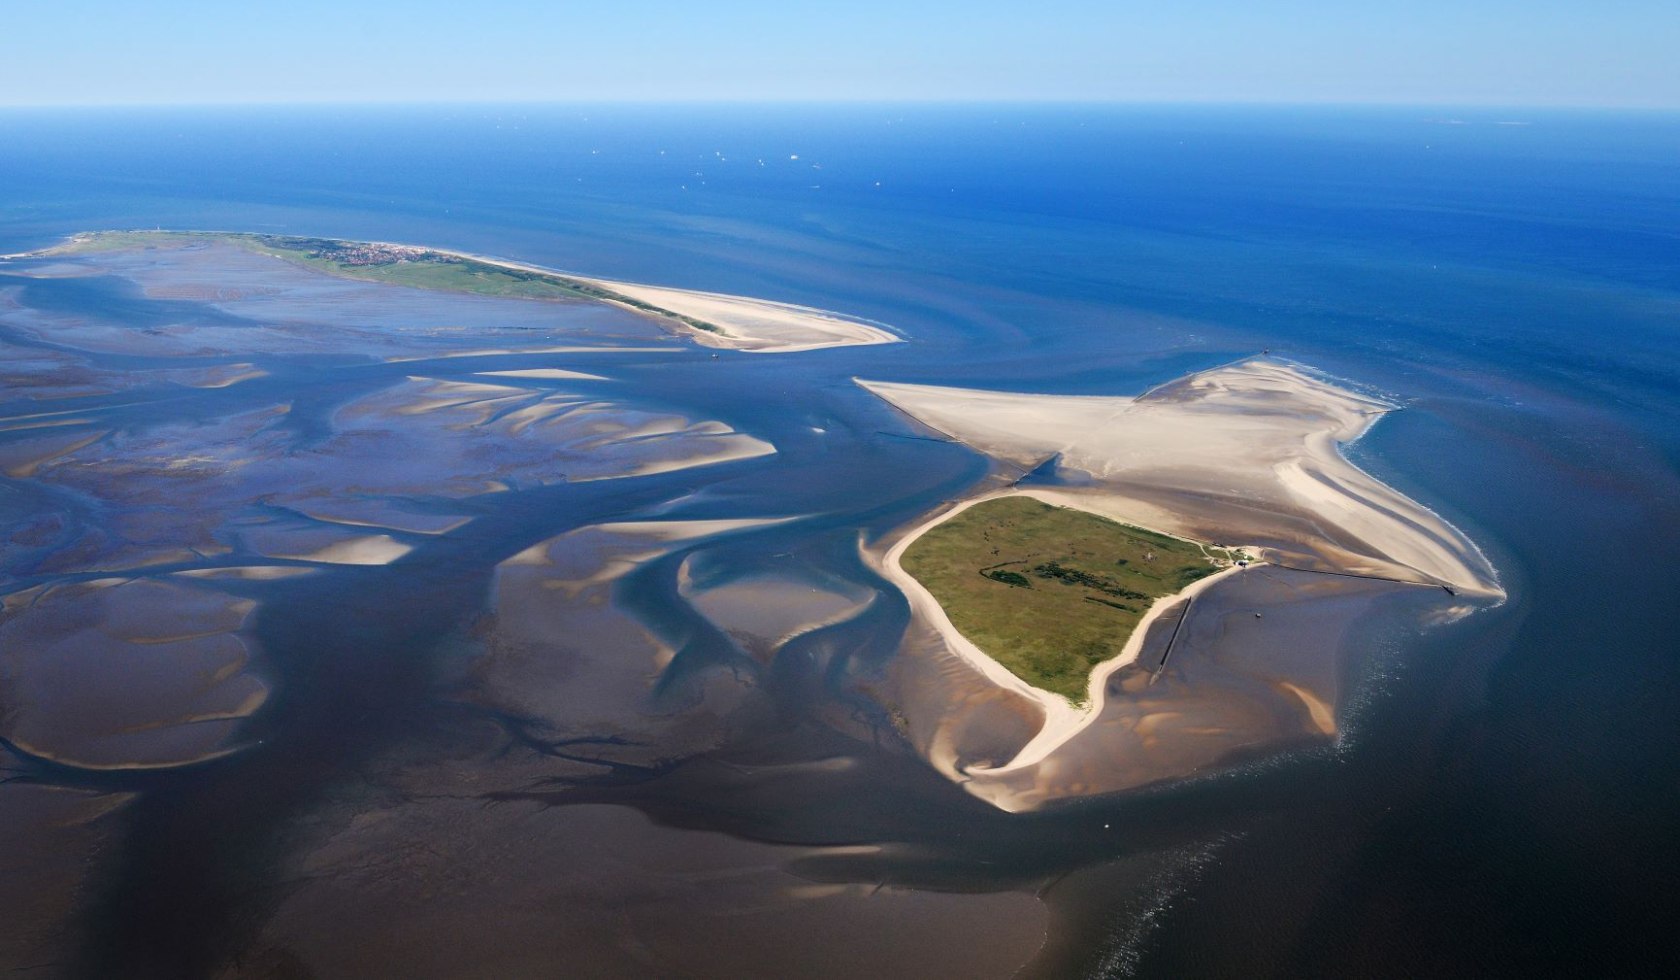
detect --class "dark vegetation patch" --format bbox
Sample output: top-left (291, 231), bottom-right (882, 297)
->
top-left (901, 496), bottom-right (1226, 702)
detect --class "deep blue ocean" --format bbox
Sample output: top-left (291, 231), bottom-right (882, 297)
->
top-left (3, 105), bottom-right (1678, 977)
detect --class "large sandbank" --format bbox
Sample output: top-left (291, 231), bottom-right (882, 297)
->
top-left (862, 359), bottom-right (1502, 598)
top-left (860, 359), bottom-right (1504, 807)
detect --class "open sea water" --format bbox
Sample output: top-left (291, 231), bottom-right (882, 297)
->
top-left (2, 104), bottom-right (1678, 977)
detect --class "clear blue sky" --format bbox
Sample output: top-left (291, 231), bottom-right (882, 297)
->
top-left (3, 0), bottom-right (1675, 107)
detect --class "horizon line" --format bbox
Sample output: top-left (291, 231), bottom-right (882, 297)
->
top-left (2, 97), bottom-right (1677, 113)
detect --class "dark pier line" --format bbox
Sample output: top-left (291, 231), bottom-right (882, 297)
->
top-left (1145, 558), bottom-right (1456, 682)
top-left (1149, 596), bottom-right (1196, 676)
top-left (1262, 561), bottom-right (1453, 594)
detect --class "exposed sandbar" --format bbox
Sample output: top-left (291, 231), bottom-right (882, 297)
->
top-left (268, 533), bottom-right (414, 566)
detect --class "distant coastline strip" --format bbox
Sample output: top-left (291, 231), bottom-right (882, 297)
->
top-left (31, 230), bottom-right (902, 354)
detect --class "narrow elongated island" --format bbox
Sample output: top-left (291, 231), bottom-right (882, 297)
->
top-left (26, 231), bottom-right (901, 353)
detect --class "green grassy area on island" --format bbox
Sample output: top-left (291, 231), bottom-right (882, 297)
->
top-left (900, 496), bottom-right (1244, 704)
top-left (55, 231), bottom-right (724, 334)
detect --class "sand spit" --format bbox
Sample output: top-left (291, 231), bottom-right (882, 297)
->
top-left (860, 359), bottom-right (1504, 809)
top-left (410, 240), bottom-right (898, 353)
top-left (338, 237), bottom-right (900, 353)
top-left (562, 275), bottom-right (901, 354)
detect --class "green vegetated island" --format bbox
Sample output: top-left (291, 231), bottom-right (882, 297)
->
top-left (900, 496), bottom-right (1246, 703)
top-left (58, 230), bottom-right (724, 334)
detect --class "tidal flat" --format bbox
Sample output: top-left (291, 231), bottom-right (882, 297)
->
top-left (1, 232), bottom-right (1503, 976)
top-left (3, 105), bottom-right (1673, 978)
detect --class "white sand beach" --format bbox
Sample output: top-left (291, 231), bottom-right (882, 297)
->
top-left (563, 275), bottom-right (901, 353)
top-left (391, 239), bottom-right (900, 353)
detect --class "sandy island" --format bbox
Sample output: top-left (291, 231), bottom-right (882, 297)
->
top-left (12, 232), bottom-right (902, 355)
top-left (860, 358), bottom-right (1504, 800)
